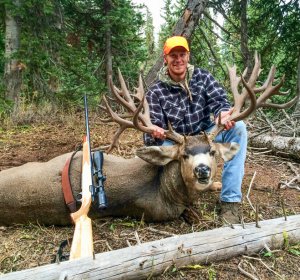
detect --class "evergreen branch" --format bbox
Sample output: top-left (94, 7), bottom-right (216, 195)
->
top-left (202, 11), bottom-right (231, 36)
top-left (197, 28), bottom-right (227, 77)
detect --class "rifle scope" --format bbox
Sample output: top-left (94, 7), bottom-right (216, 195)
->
top-left (93, 150), bottom-right (108, 210)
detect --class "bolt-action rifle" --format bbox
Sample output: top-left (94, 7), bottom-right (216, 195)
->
top-left (69, 94), bottom-right (107, 260)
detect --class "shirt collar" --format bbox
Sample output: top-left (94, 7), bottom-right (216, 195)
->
top-left (158, 64), bottom-right (194, 101)
top-left (158, 63), bottom-right (194, 86)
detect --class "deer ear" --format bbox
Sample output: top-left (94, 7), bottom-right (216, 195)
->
top-left (214, 142), bottom-right (240, 162)
top-left (136, 145), bottom-right (180, 166)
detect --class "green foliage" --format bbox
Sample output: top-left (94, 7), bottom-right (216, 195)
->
top-left (0, 97), bottom-right (13, 120)
top-left (0, 0), bottom-right (148, 108)
top-left (0, 23), bottom-right (4, 78)
top-left (246, 0), bottom-right (299, 93)
top-left (289, 244), bottom-right (300, 256)
top-left (140, 6), bottom-right (156, 74)
top-left (191, 12), bottom-right (226, 83)
top-left (283, 230), bottom-right (289, 249)
top-left (0, 0), bottom-right (299, 114)
top-left (158, 0), bottom-right (186, 50)
top-left (208, 266), bottom-right (217, 280)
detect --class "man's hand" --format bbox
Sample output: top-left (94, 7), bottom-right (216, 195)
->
top-left (215, 108), bottom-right (235, 130)
top-left (150, 125), bottom-right (166, 140)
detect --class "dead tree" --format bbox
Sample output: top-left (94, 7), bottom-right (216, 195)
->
top-left (145, 0), bottom-right (208, 86)
top-left (4, 0), bottom-right (22, 101)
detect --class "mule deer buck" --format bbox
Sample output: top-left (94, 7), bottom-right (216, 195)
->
top-left (0, 53), bottom-right (297, 226)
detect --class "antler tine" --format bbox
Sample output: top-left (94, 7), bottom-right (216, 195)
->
top-left (106, 127), bottom-right (125, 153)
top-left (254, 65), bottom-right (276, 93)
top-left (206, 114), bottom-right (224, 141)
top-left (226, 64), bottom-right (246, 113)
top-left (102, 95), bottom-right (135, 152)
top-left (255, 68), bottom-right (299, 110)
top-left (132, 95), bottom-right (154, 134)
top-left (247, 51), bottom-right (262, 86)
top-left (165, 121), bottom-right (184, 144)
top-left (232, 75), bottom-right (257, 121)
top-left (208, 74), bottom-right (257, 141)
top-left (102, 95), bottom-right (134, 128)
top-left (132, 74), bottom-right (145, 102)
top-left (117, 68), bottom-right (135, 105)
top-left (109, 76), bottom-right (136, 113)
top-left (225, 75), bottom-right (257, 123)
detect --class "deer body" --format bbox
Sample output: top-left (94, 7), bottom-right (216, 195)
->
top-left (0, 134), bottom-right (239, 226)
top-left (0, 152), bottom-right (189, 225)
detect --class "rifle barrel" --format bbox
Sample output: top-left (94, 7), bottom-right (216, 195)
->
top-left (84, 94), bottom-right (94, 186)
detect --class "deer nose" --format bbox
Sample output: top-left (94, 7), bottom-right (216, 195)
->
top-left (194, 164), bottom-right (211, 178)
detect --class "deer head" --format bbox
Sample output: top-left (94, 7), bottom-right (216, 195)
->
top-left (100, 52), bottom-right (297, 192)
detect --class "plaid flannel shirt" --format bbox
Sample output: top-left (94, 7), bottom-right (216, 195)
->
top-left (144, 65), bottom-right (231, 146)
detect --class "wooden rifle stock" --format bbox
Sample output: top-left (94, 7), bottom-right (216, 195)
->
top-left (70, 95), bottom-right (94, 260)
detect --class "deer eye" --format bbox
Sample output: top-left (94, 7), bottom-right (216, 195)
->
top-left (209, 150), bottom-right (216, 157)
top-left (182, 153), bottom-right (190, 160)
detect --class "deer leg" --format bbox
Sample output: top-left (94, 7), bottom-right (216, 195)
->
top-left (210, 181), bottom-right (222, 191)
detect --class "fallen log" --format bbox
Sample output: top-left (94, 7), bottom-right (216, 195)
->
top-left (1, 215), bottom-right (299, 280)
top-left (249, 133), bottom-right (300, 161)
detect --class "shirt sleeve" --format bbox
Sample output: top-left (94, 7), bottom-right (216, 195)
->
top-left (143, 88), bottom-right (165, 146)
top-left (204, 71), bottom-right (231, 118)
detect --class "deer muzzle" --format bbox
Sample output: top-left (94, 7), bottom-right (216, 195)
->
top-left (194, 164), bottom-right (211, 184)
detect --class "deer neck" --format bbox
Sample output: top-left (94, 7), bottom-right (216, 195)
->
top-left (158, 161), bottom-right (197, 207)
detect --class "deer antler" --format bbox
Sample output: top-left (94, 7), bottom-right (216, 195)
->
top-left (209, 51), bottom-right (298, 140)
top-left (101, 70), bottom-right (183, 152)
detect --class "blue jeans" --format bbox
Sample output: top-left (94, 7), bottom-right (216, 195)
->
top-left (162, 121), bottom-right (247, 202)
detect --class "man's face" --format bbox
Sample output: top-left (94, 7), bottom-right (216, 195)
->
top-left (164, 46), bottom-right (190, 79)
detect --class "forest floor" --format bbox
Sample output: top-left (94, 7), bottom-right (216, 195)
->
top-left (0, 112), bottom-right (300, 279)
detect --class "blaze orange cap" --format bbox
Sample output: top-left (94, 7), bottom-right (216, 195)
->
top-left (163, 36), bottom-right (189, 55)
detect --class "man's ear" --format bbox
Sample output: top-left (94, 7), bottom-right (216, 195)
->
top-left (214, 142), bottom-right (240, 162)
top-left (163, 55), bottom-right (167, 65)
top-left (136, 145), bottom-right (180, 166)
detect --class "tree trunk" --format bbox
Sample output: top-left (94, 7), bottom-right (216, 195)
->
top-left (104, 0), bottom-right (113, 95)
top-left (293, 52), bottom-right (300, 119)
top-left (145, 0), bottom-right (208, 86)
top-left (4, 0), bottom-right (22, 101)
top-left (1, 215), bottom-right (299, 280)
top-left (249, 133), bottom-right (300, 161)
top-left (240, 0), bottom-right (252, 78)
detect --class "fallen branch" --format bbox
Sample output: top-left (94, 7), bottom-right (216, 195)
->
top-left (242, 256), bottom-right (284, 280)
top-left (147, 227), bottom-right (176, 237)
top-left (258, 109), bottom-right (277, 132)
top-left (246, 171), bottom-right (257, 213)
top-left (238, 260), bottom-right (260, 280)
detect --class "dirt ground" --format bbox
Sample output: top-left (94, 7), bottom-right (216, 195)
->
top-left (0, 113), bottom-right (299, 279)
